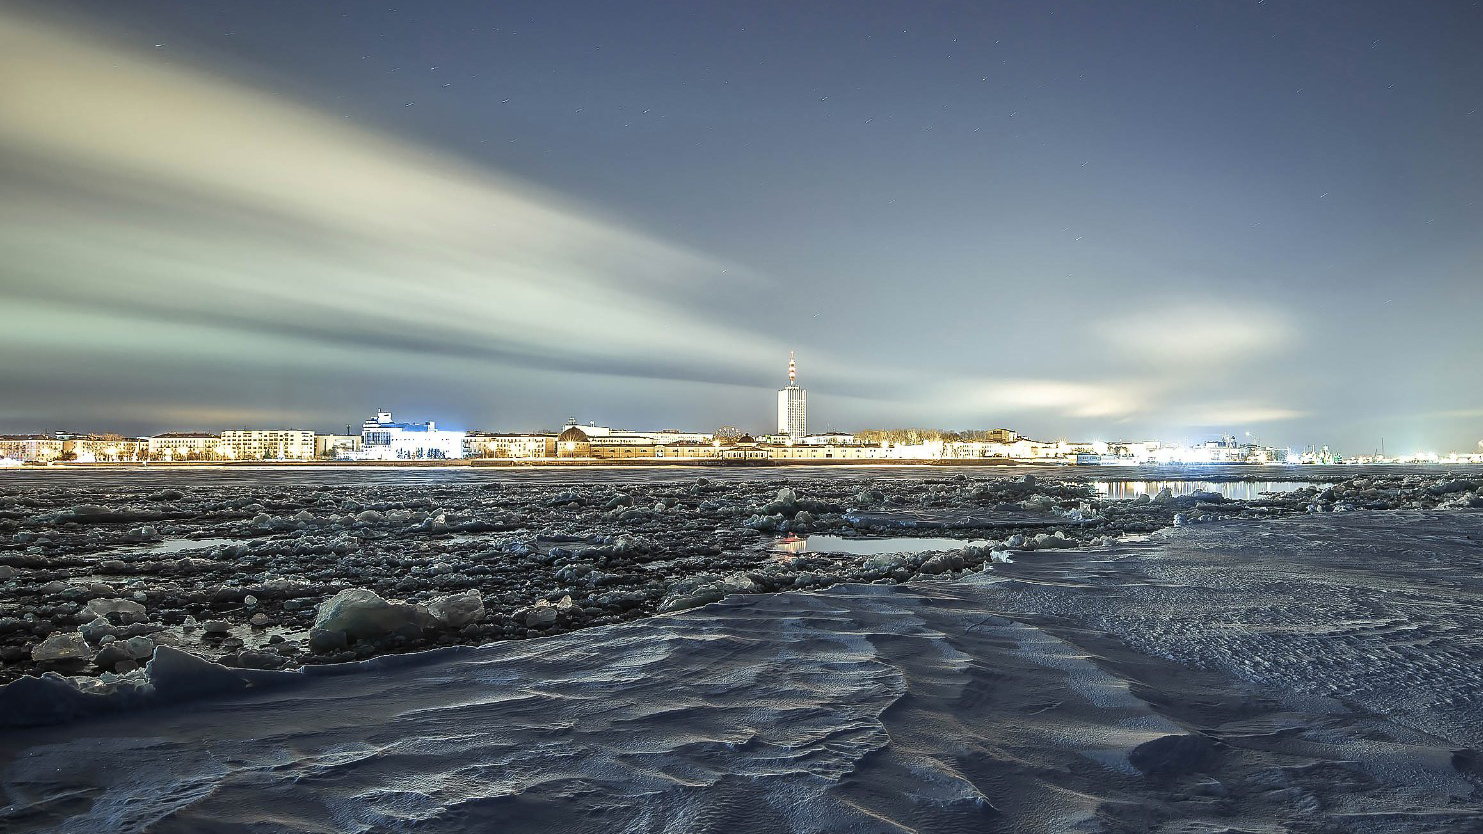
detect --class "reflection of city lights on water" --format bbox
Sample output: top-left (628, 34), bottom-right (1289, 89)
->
top-left (775, 534), bottom-right (806, 554)
top-left (1093, 481), bottom-right (1313, 501)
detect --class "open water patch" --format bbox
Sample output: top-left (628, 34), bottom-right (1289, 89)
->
top-left (107, 537), bottom-right (250, 555)
top-left (775, 534), bottom-right (989, 557)
top-left (1094, 480), bottom-right (1313, 501)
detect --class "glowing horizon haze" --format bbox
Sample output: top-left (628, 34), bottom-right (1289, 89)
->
top-left (1, 2), bottom-right (1480, 453)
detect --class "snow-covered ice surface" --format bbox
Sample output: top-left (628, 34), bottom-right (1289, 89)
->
top-left (985, 510), bottom-right (1483, 750)
top-left (3, 509), bottom-right (1481, 832)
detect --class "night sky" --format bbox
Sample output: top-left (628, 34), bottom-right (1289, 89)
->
top-left (2, 1), bottom-right (1480, 453)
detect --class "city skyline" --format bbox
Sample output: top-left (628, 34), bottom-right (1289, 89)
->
top-left (7, 403), bottom-right (1478, 465)
top-left (5, 379), bottom-right (1481, 460)
top-left (0, 345), bottom-right (1476, 459)
top-left (1, 2), bottom-right (1480, 450)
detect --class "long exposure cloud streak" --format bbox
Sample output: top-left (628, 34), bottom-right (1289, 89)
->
top-left (0, 12), bottom-right (777, 401)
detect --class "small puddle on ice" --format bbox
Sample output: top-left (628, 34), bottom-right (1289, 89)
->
top-left (775, 534), bottom-right (989, 558)
top-left (112, 537), bottom-right (249, 555)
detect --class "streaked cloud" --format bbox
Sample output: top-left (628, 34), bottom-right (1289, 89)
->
top-left (1175, 404), bottom-right (1310, 426)
top-left (967, 379), bottom-right (1148, 420)
top-left (1096, 304), bottom-right (1294, 367)
top-left (0, 10), bottom-right (780, 415)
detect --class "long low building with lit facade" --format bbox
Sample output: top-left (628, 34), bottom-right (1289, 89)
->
top-left (559, 423), bottom-right (714, 446)
top-left (553, 427), bottom-right (727, 460)
top-left (0, 435), bottom-right (66, 462)
top-left (220, 429), bottom-right (316, 460)
top-left (3, 434), bottom-right (149, 463)
top-left (546, 427), bottom-right (986, 462)
top-left (466, 432), bottom-right (557, 459)
top-left (146, 432), bottom-right (223, 461)
top-left (62, 435), bottom-right (147, 462)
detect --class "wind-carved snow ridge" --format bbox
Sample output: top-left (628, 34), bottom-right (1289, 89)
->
top-left (0, 644), bottom-right (294, 727)
top-left (0, 580), bottom-right (1188, 834)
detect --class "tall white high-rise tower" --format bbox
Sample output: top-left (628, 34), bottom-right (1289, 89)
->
top-left (777, 351), bottom-right (807, 441)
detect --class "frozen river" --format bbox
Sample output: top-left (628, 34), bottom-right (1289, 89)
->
top-left (3, 509), bottom-right (1481, 832)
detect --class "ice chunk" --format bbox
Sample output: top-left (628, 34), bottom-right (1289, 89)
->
top-left (122, 636), bottom-right (155, 660)
top-left (145, 645), bottom-right (283, 701)
top-left (1032, 533), bottom-right (1076, 549)
top-left (426, 591), bottom-right (484, 628)
top-left (314, 588), bottom-right (422, 641)
top-left (79, 617), bottom-right (118, 644)
top-left (81, 598), bottom-right (147, 622)
top-left (31, 632), bottom-right (91, 663)
top-left (308, 628), bottom-right (348, 653)
top-left (523, 599), bottom-right (558, 625)
top-left (657, 573), bottom-right (760, 613)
